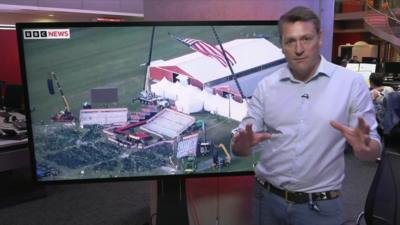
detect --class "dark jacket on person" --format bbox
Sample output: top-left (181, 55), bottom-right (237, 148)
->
top-left (382, 91), bottom-right (400, 134)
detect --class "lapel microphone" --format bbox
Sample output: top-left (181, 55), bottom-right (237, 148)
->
top-left (301, 93), bottom-right (309, 99)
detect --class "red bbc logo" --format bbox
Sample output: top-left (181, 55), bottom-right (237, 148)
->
top-left (47, 30), bottom-right (70, 38)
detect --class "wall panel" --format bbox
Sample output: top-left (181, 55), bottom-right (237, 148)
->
top-left (0, 30), bottom-right (21, 84)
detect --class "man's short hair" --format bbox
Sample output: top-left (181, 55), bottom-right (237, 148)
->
top-left (369, 73), bottom-right (385, 87)
top-left (278, 6), bottom-right (321, 41)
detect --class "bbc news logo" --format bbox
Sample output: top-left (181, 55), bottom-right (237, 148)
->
top-left (23, 29), bottom-right (70, 39)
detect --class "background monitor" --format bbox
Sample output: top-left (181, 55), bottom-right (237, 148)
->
top-left (17, 21), bottom-right (284, 183)
top-left (346, 63), bottom-right (360, 72)
top-left (384, 62), bottom-right (400, 74)
top-left (359, 63), bottom-right (376, 74)
top-left (361, 56), bottom-right (377, 63)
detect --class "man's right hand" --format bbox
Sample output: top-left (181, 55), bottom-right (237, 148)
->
top-left (231, 123), bottom-right (272, 156)
top-left (370, 89), bottom-right (380, 100)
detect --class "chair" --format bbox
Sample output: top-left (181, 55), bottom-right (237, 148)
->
top-left (3, 84), bottom-right (24, 111)
top-left (356, 150), bottom-right (400, 225)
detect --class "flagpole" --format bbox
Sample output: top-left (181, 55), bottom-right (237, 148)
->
top-left (211, 26), bottom-right (246, 102)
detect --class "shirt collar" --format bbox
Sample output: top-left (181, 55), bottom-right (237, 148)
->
top-left (280, 56), bottom-right (334, 83)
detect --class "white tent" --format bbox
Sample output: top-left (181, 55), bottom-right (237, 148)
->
top-left (151, 78), bottom-right (185, 101)
top-left (151, 78), bottom-right (247, 121)
top-left (230, 99), bottom-right (247, 121)
top-left (175, 85), bottom-right (204, 114)
top-left (151, 77), bottom-right (170, 98)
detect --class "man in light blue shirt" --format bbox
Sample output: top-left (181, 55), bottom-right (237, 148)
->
top-left (232, 6), bottom-right (381, 225)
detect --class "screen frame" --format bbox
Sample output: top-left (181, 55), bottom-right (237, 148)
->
top-left (16, 20), bottom-right (279, 184)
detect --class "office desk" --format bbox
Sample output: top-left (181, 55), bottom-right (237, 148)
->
top-left (0, 144), bottom-right (29, 172)
top-left (0, 111), bottom-right (29, 172)
top-left (0, 112), bottom-right (44, 208)
top-left (383, 80), bottom-right (400, 90)
top-left (0, 141), bottom-right (46, 208)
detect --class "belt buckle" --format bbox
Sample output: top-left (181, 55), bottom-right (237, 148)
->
top-left (284, 189), bottom-right (294, 204)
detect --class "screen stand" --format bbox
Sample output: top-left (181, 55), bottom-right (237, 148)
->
top-left (156, 177), bottom-right (189, 225)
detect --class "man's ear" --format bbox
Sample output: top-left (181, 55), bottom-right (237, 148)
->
top-left (281, 45), bottom-right (286, 54)
top-left (318, 31), bottom-right (323, 47)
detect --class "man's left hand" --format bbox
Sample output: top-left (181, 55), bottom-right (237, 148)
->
top-left (330, 117), bottom-right (380, 161)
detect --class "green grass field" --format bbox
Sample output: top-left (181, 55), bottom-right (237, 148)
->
top-left (22, 24), bottom-right (279, 179)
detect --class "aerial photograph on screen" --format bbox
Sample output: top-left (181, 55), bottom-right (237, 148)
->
top-left (21, 24), bottom-right (285, 181)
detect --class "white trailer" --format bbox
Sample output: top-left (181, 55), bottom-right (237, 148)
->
top-left (79, 108), bottom-right (128, 128)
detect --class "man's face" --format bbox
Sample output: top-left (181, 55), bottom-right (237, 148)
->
top-left (281, 21), bottom-right (322, 81)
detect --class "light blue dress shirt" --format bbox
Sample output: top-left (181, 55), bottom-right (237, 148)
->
top-left (242, 56), bottom-right (381, 192)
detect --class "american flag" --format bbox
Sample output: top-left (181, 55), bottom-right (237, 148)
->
top-left (173, 36), bottom-right (236, 68)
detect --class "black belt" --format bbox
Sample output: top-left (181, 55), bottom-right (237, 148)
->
top-left (256, 177), bottom-right (340, 204)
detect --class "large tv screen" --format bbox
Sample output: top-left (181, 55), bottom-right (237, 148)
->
top-left (16, 21), bottom-right (285, 183)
